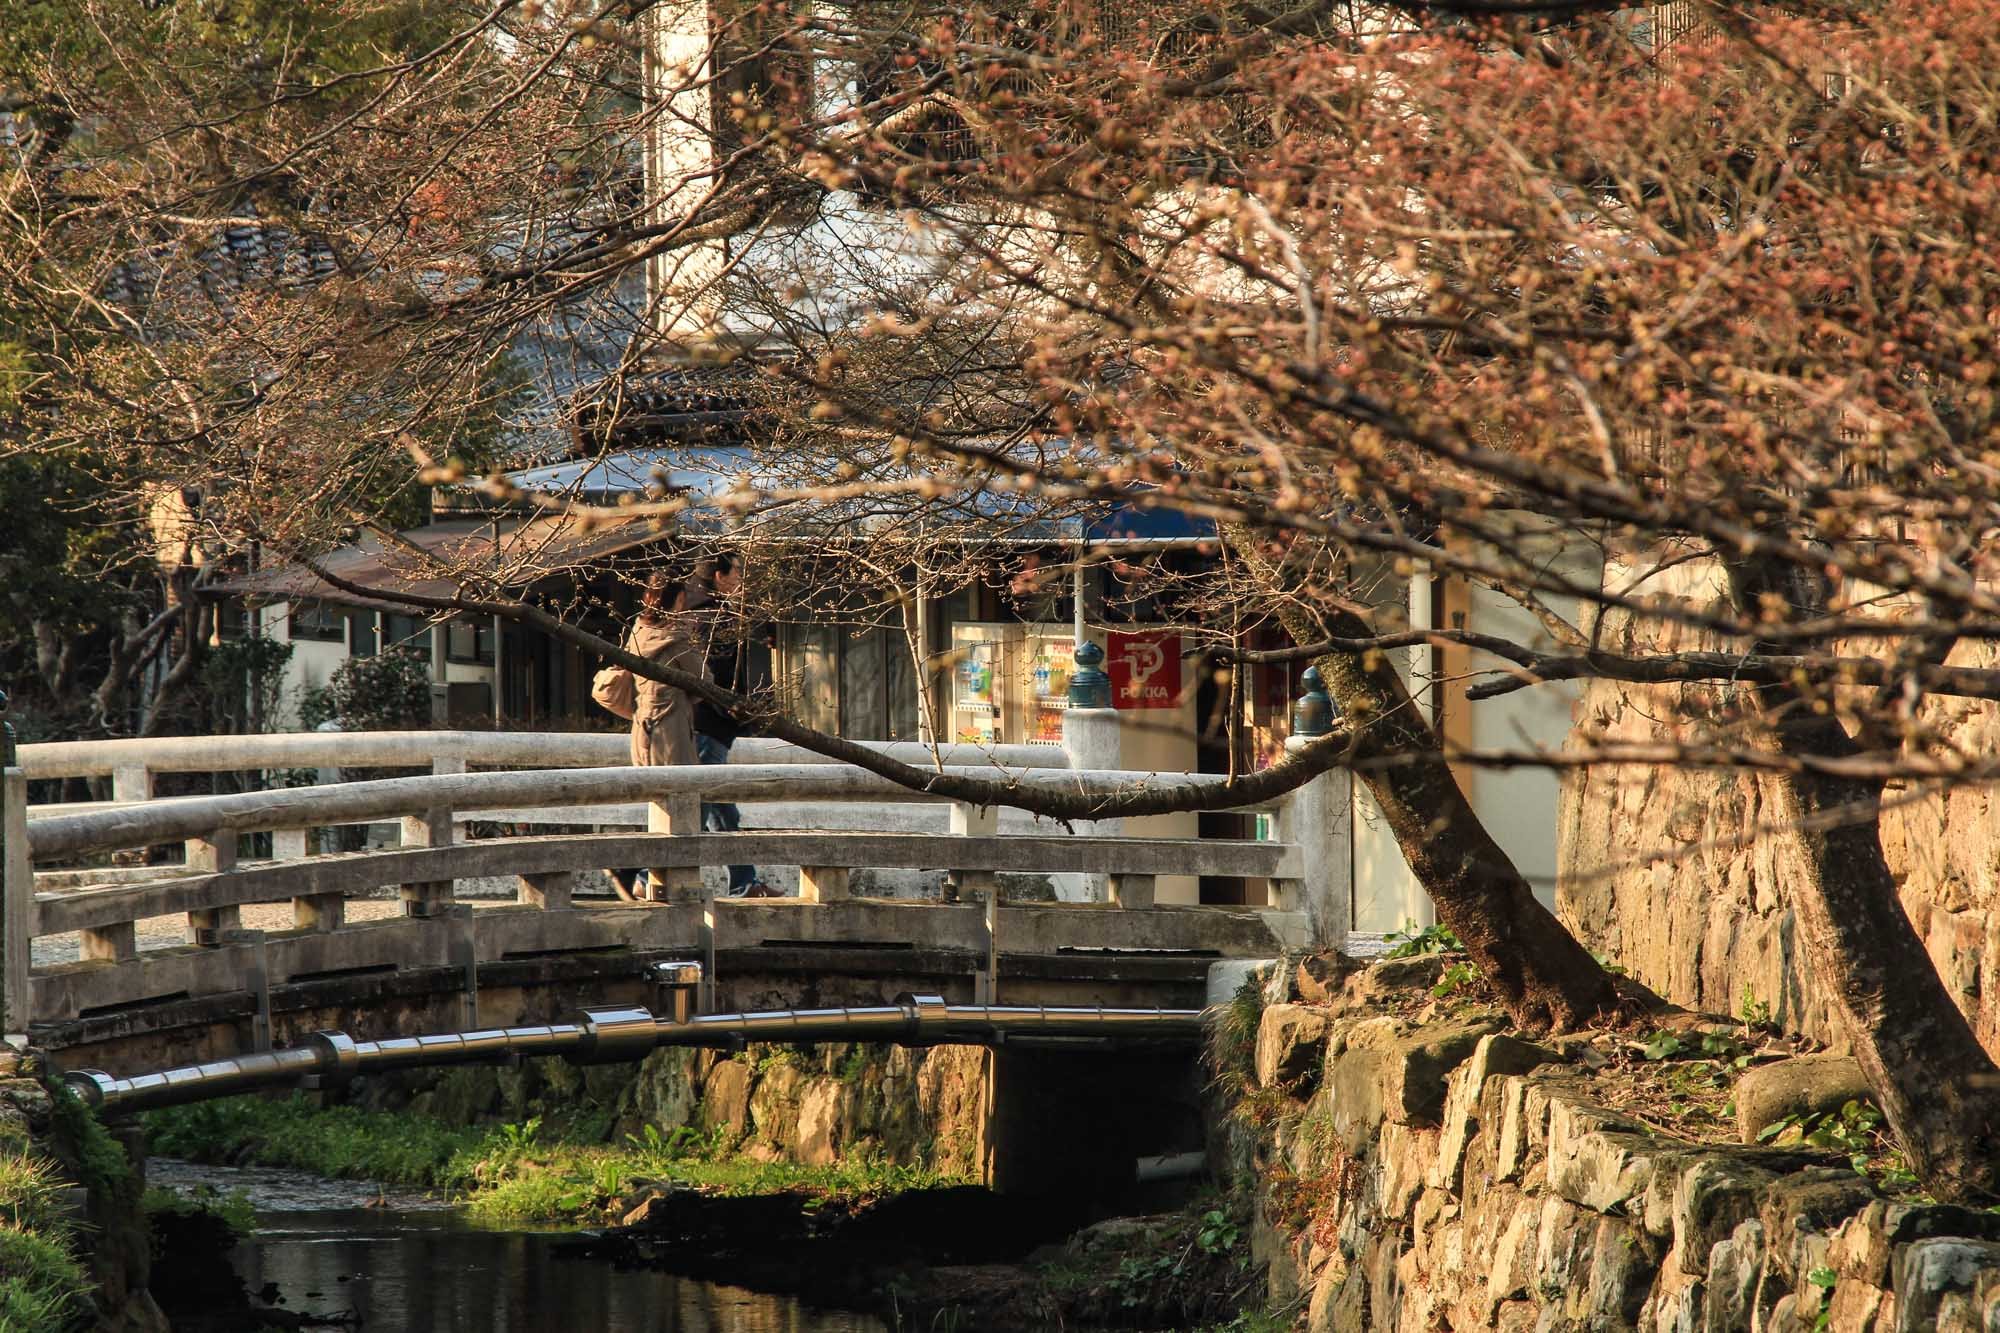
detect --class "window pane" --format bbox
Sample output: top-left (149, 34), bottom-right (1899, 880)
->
top-left (839, 628), bottom-right (884, 740)
top-left (787, 624), bottom-right (838, 733)
top-left (383, 614), bottom-right (428, 655)
top-left (287, 601), bottom-right (347, 644)
top-left (885, 629), bottom-right (918, 741)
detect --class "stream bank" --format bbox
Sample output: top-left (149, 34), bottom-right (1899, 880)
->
top-left (0, 1053), bottom-right (165, 1332)
top-left (1227, 950), bottom-right (2000, 1330)
top-left (134, 1031), bottom-right (1262, 1329)
top-left (145, 1159), bottom-right (892, 1333)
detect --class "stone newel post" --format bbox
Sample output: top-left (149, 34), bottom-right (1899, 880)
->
top-left (1279, 668), bottom-right (1353, 952)
top-left (1062, 641), bottom-right (1121, 901)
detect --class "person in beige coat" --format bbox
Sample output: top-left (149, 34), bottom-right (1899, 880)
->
top-left (601, 571), bottom-right (706, 899)
top-left (625, 573), bottom-right (706, 767)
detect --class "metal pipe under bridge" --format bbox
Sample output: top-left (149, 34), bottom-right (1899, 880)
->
top-left (64, 980), bottom-right (1205, 1116)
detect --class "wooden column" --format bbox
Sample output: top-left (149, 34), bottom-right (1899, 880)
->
top-left (518, 871), bottom-right (574, 911)
top-left (184, 833), bottom-right (241, 945)
top-left (2, 766), bottom-right (32, 1034)
top-left (1109, 872), bottom-right (1156, 910)
top-left (80, 921), bottom-right (136, 963)
top-left (647, 795), bottom-right (702, 902)
top-left (799, 865), bottom-right (851, 903)
top-left (398, 806), bottom-right (454, 917)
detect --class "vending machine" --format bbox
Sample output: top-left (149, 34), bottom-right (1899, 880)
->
top-left (950, 624), bottom-right (1009, 746)
top-left (950, 624), bottom-right (1077, 746)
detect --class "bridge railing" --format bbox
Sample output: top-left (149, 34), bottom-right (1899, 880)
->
top-left (5, 762), bottom-right (1346, 1039)
top-left (16, 730), bottom-right (1065, 811)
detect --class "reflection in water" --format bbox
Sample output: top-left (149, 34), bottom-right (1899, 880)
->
top-left (152, 1161), bottom-right (887, 1333)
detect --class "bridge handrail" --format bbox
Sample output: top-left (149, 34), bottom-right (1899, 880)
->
top-left (31, 830), bottom-right (1299, 937)
top-left (17, 730), bottom-right (1062, 787)
top-left (3, 703), bottom-right (1355, 1037)
top-left (23, 762), bottom-right (1276, 862)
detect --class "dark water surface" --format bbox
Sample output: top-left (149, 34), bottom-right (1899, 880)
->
top-left (150, 1160), bottom-right (889, 1333)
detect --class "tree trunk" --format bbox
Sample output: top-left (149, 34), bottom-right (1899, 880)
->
top-left (1232, 533), bottom-right (1621, 1029)
top-left (1727, 554), bottom-right (2000, 1202)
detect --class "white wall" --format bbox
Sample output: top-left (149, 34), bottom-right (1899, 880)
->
top-left (259, 602), bottom-right (353, 731)
top-left (1456, 585), bottom-right (1592, 912)
top-left (1343, 521), bottom-right (1604, 931)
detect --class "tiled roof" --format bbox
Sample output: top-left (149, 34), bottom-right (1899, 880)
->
top-left (213, 513), bottom-right (660, 607)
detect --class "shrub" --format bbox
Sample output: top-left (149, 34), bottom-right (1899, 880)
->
top-left (299, 646), bottom-right (432, 733)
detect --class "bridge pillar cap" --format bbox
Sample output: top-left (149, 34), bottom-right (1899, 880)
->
top-left (650, 961), bottom-right (703, 986)
top-left (1067, 641), bottom-right (1113, 709)
top-left (1291, 666), bottom-right (1336, 738)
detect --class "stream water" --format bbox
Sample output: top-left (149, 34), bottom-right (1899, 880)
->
top-left (149, 1160), bottom-right (890, 1332)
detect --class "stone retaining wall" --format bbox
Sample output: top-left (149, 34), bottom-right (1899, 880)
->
top-left (1235, 960), bottom-right (2000, 1331)
top-left (1554, 556), bottom-right (2000, 1057)
top-left (367, 1040), bottom-right (994, 1177)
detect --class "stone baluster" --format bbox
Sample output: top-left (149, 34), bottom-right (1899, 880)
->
top-left (798, 865), bottom-right (851, 903)
top-left (1109, 873), bottom-right (1156, 909)
top-left (518, 871), bottom-right (574, 910)
top-left (80, 919), bottom-right (136, 964)
top-left (398, 755), bottom-right (467, 918)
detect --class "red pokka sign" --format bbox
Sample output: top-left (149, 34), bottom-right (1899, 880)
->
top-left (1107, 631), bottom-right (1182, 709)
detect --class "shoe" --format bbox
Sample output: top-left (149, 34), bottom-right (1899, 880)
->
top-left (742, 881), bottom-right (783, 898)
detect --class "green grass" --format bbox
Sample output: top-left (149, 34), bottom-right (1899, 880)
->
top-left (147, 1095), bottom-right (491, 1188)
top-left (144, 1094), bottom-right (961, 1226)
top-left (142, 1184), bottom-right (257, 1237)
top-left (1207, 973), bottom-right (1265, 1096)
top-left (0, 1153), bottom-right (68, 1236)
top-left (0, 1156), bottom-right (90, 1333)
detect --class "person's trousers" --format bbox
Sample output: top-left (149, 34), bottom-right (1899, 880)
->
top-left (696, 733), bottom-right (756, 892)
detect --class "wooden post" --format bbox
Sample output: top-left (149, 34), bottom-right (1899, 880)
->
top-left (292, 893), bottom-right (344, 933)
top-left (1109, 872), bottom-right (1156, 910)
top-left (80, 921), bottom-right (136, 963)
top-left (398, 806), bottom-right (454, 918)
top-left (798, 865), bottom-right (851, 903)
top-left (2, 765), bottom-right (31, 1037)
top-left (272, 828), bottom-right (309, 861)
top-left (185, 834), bottom-right (241, 945)
top-left (646, 795), bottom-right (702, 902)
top-left (111, 764), bottom-right (152, 805)
top-left (518, 871), bottom-right (574, 911)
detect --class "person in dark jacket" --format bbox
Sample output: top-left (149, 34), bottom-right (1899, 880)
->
top-left (691, 555), bottom-right (766, 896)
